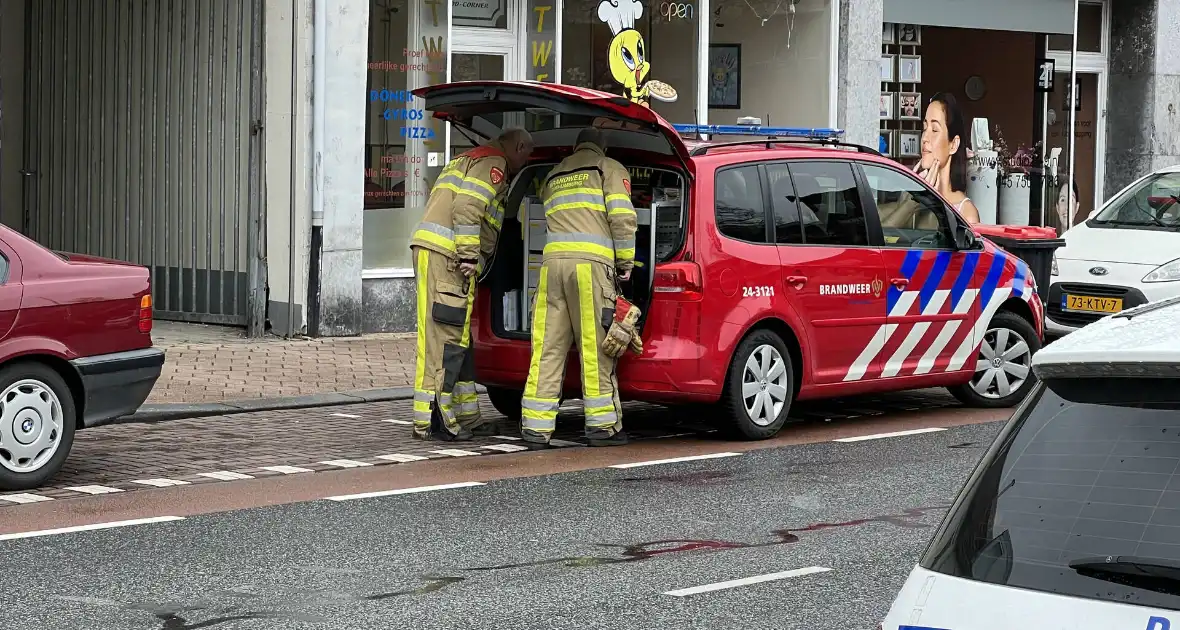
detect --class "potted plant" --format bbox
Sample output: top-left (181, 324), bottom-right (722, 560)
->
top-left (993, 127), bottom-right (1039, 225)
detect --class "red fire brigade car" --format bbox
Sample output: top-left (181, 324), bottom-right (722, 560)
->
top-left (415, 81), bottom-right (1044, 439)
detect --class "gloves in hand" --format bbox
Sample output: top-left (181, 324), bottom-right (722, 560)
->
top-left (601, 300), bottom-right (642, 359)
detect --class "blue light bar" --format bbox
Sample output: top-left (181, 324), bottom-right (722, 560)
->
top-left (672, 123), bottom-right (845, 139)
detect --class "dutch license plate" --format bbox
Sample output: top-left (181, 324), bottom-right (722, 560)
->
top-left (1062, 294), bottom-right (1124, 313)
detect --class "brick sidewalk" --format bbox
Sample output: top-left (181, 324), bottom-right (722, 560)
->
top-left (146, 322), bottom-right (419, 404)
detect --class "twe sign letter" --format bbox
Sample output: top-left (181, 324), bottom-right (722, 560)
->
top-left (528, 2), bottom-right (556, 82)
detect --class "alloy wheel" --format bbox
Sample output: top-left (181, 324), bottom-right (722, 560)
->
top-left (0, 379), bottom-right (64, 474)
top-left (971, 327), bottom-right (1032, 399)
top-left (741, 344), bottom-right (790, 426)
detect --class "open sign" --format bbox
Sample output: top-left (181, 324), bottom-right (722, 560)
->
top-left (661, 1), bottom-right (694, 20)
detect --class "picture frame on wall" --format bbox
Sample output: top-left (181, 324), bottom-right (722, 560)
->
top-left (898, 92), bottom-right (921, 120)
top-left (882, 23), bottom-right (896, 45)
top-left (708, 44), bottom-right (742, 109)
top-left (881, 55), bottom-right (896, 82)
top-left (898, 24), bottom-right (921, 45)
top-left (880, 93), bottom-right (896, 119)
top-left (880, 131), bottom-right (894, 156)
top-left (898, 55), bottom-right (922, 83)
top-left (898, 130), bottom-right (921, 158)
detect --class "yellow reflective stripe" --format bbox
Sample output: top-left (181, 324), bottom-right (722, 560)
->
top-left (608, 207), bottom-right (637, 217)
top-left (604, 193), bottom-right (630, 203)
top-left (585, 404), bottom-right (614, 416)
top-left (455, 235), bottom-right (480, 246)
top-left (544, 241), bottom-right (615, 260)
top-left (464, 175), bottom-right (496, 195)
top-left (461, 275), bottom-right (475, 346)
top-left (523, 408), bottom-right (558, 421)
top-left (546, 201), bottom-right (606, 216)
top-left (551, 186), bottom-right (604, 198)
top-left (577, 263), bottom-right (601, 397)
top-left (413, 400), bottom-right (431, 413)
top-left (413, 228), bottom-right (457, 253)
top-left (615, 247), bottom-right (636, 260)
top-left (413, 250), bottom-right (429, 395)
top-left (436, 182), bottom-right (492, 204)
top-left (523, 266), bottom-right (549, 398)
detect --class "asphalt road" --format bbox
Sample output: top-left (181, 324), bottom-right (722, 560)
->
top-left (0, 421), bottom-right (1004, 630)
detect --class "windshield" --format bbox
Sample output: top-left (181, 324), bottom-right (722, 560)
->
top-left (1091, 172), bottom-right (1180, 228)
top-left (921, 379), bottom-right (1180, 609)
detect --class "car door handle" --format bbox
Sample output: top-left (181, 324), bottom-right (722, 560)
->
top-left (890, 277), bottom-right (909, 288)
top-left (785, 275), bottom-right (807, 288)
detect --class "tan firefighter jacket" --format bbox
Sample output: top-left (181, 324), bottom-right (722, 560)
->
top-left (539, 143), bottom-right (637, 273)
top-left (410, 145), bottom-right (509, 267)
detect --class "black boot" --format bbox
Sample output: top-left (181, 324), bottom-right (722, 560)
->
top-left (588, 431), bottom-right (630, 447)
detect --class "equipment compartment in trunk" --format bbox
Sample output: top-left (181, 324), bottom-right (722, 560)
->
top-left (484, 162), bottom-right (687, 340)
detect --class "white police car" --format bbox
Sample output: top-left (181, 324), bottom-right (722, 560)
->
top-left (882, 294), bottom-right (1180, 630)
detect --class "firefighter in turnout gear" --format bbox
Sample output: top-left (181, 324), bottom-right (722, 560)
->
top-left (411, 128), bottom-right (534, 441)
top-left (521, 127), bottom-right (639, 447)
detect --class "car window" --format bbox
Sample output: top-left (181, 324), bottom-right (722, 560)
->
top-left (786, 162), bottom-right (868, 246)
top-left (765, 163), bottom-right (822, 245)
top-left (922, 379), bottom-right (1180, 612)
top-left (1093, 171), bottom-right (1180, 228)
top-left (862, 164), bottom-right (953, 249)
top-left (714, 166), bottom-right (768, 244)
top-left (0, 252), bottom-right (7, 284)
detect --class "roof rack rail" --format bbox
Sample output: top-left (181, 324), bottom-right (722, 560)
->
top-left (671, 123), bottom-right (882, 157)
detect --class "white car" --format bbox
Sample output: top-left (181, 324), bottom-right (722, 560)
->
top-left (882, 294), bottom-right (1180, 630)
top-left (1046, 164), bottom-right (1180, 336)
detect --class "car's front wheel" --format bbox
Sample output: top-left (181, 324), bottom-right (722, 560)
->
top-left (0, 362), bottom-right (77, 491)
top-left (950, 311), bottom-right (1041, 408)
top-left (718, 329), bottom-right (796, 440)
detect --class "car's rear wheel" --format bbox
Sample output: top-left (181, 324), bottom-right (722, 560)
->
top-left (485, 386), bottom-right (523, 421)
top-left (718, 329), bottom-right (795, 440)
top-left (949, 311), bottom-right (1040, 408)
top-left (0, 362), bottom-right (77, 491)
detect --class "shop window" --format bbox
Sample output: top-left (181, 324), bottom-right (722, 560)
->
top-left (1047, 2), bottom-right (1102, 53)
top-left (862, 164), bottom-right (952, 249)
top-left (560, 0), bottom-right (698, 124)
top-left (786, 162), bottom-right (867, 247)
top-left (707, 0), bottom-right (833, 130)
top-left (454, 0), bottom-right (509, 29)
top-left (363, 0), bottom-right (450, 271)
top-left (714, 166), bottom-right (768, 243)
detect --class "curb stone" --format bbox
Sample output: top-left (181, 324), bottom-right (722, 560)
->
top-left (119, 385), bottom-right (490, 424)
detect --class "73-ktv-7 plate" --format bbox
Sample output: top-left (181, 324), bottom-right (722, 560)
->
top-left (1062, 293), bottom-right (1124, 314)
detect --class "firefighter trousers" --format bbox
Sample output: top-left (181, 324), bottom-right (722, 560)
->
top-left (521, 258), bottom-right (624, 442)
top-left (412, 246), bottom-right (482, 439)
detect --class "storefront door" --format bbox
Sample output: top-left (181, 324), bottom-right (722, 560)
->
top-left (447, 33), bottom-right (524, 162)
top-left (1045, 70), bottom-right (1100, 231)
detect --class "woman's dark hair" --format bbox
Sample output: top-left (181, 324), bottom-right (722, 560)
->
top-left (927, 92), bottom-right (969, 192)
top-left (1059, 176), bottom-right (1079, 201)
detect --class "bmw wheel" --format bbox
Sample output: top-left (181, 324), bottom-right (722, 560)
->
top-left (0, 362), bottom-right (77, 491)
top-left (719, 329), bottom-right (795, 440)
top-left (950, 311), bottom-right (1041, 408)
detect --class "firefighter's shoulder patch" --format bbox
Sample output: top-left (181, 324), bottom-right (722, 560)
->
top-left (623, 179), bottom-right (631, 195)
top-left (489, 166), bottom-right (505, 186)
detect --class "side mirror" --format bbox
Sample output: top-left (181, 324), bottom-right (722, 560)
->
top-left (955, 225), bottom-right (981, 250)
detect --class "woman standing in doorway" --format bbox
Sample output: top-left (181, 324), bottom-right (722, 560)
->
top-left (915, 92), bottom-right (981, 223)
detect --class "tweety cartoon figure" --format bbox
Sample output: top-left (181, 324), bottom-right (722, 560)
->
top-left (597, 0), bottom-right (662, 107)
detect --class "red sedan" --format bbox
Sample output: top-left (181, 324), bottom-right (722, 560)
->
top-left (0, 224), bottom-right (164, 490)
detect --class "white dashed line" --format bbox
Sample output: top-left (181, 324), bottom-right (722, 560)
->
top-left (0, 516), bottom-right (186, 541)
top-left (430, 449), bottom-right (480, 457)
top-left (833, 427), bottom-right (946, 442)
top-left (483, 444), bottom-right (530, 453)
top-left (663, 567), bottom-right (833, 597)
top-left (197, 471), bottom-right (255, 481)
top-left (330, 413), bottom-right (362, 419)
top-left (376, 453), bottom-right (428, 463)
top-left (609, 452), bottom-right (743, 469)
top-left (324, 481), bottom-right (486, 502)
top-left (64, 485), bottom-right (124, 495)
top-left (0, 493), bottom-right (53, 504)
top-left (384, 419), bottom-right (413, 426)
top-left (260, 465), bottom-right (314, 475)
top-left (320, 459), bottom-right (374, 468)
top-left (131, 479), bottom-right (191, 488)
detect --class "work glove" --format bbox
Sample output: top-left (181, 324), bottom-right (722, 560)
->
top-left (628, 332), bottom-right (644, 356)
top-left (602, 298), bottom-right (641, 359)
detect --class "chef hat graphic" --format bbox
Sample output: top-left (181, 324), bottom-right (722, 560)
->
top-left (597, 0), bottom-right (643, 36)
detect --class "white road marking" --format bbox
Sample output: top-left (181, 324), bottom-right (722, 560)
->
top-left (0, 516), bottom-right (186, 541)
top-left (324, 481), bottom-right (486, 502)
top-left (663, 566), bottom-right (833, 597)
top-left (430, 449), bottom-right (480, 457)
top-left (320, 459), bottom-right (374, 468)
top-left (0, 493), bottom-right (53, 504)
top-left (609, 452), bottom-right (742, 469)
top-left (833, 427), bottom-right (947, 442)
top-left (376, 453), bottom-right (428, 463)
top-left (483, 444), bottom-right (529, 453)
top-left (260, 465), bottom-right (314, 475)
top-left (197, 471), bottom-right (254, 481)
top-left (384, 419), bottom-right (413, 426)
top-left (330, 413), bottom-right (362, 419)
top-left (64, 485), bottom-right (124, 495)
top-left (131, 478), bottom-right (191, 488)
top-left (492, 435), bottom-right (523, 441)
